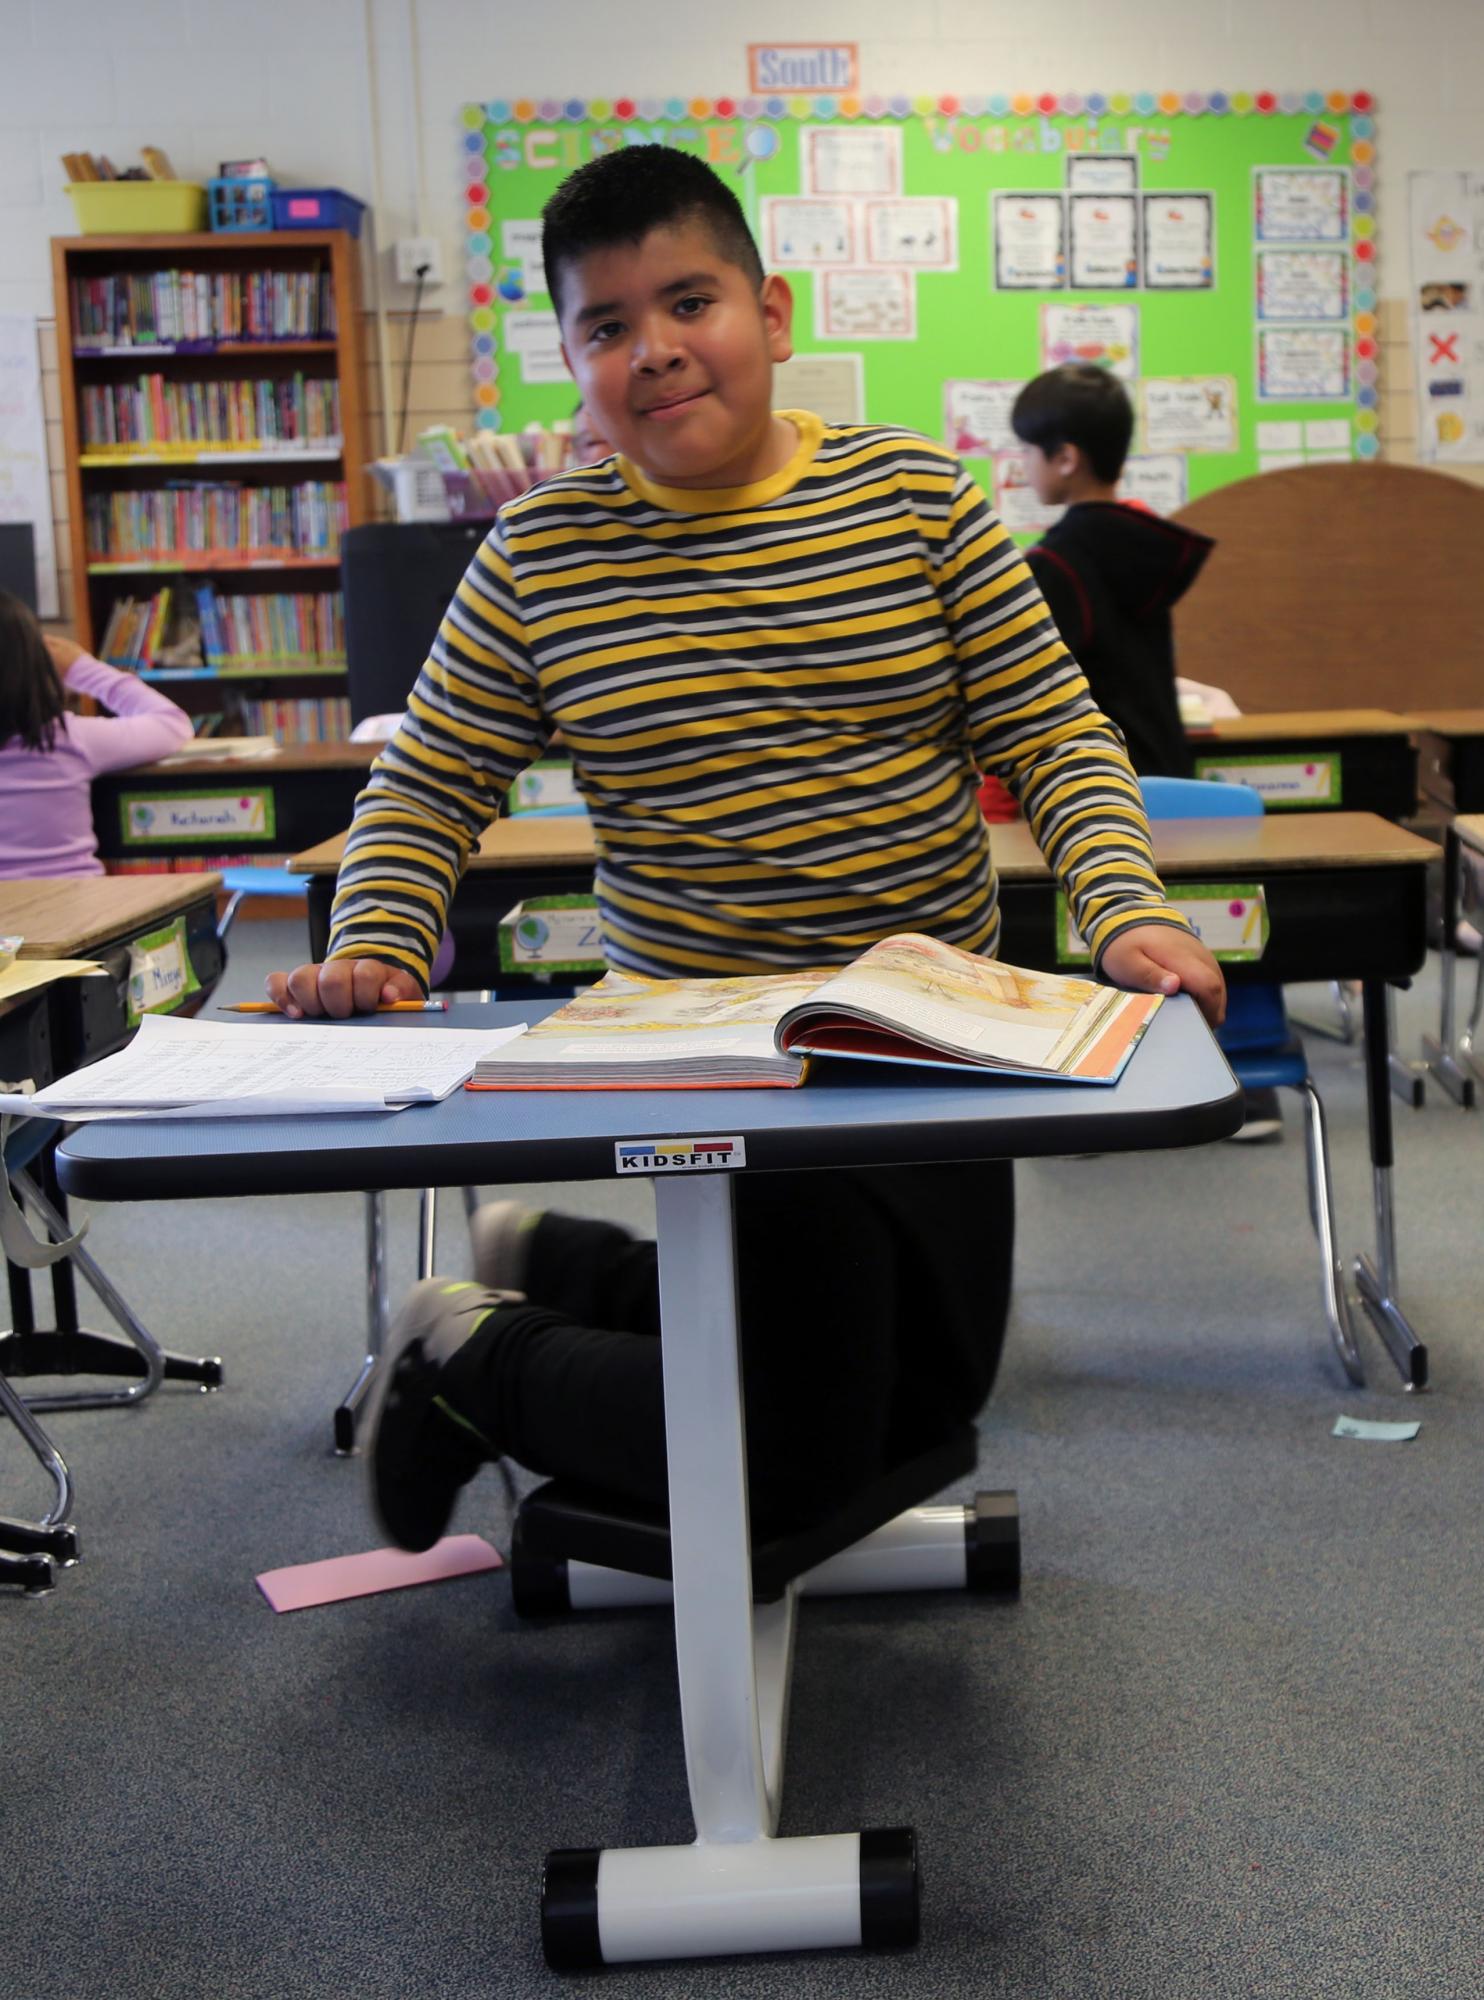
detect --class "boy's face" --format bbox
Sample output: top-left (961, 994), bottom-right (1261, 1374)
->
top-left (1022, 441), bottom-right (1079, 506)
top-left (556, 220), bottom-right (794, 488)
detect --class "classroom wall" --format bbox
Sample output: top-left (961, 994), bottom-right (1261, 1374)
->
top-left (4, 0), bottom-right (1483, 621)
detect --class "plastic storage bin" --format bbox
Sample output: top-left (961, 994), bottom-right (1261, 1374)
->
top-left (269, 188), bottom-right (365, 237)
top-left (209, 176), bottom-right (275, 232)
top-left (65, 182), bottom-right (208, 235)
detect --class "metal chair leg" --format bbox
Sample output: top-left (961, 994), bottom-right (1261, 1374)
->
top-left (335, 1189), bottom-right (390, 1454)
top-left (1459, 946), bottom-right (1484, 1089)
top-left (4, 1171), bottom-right (222, 1411)
top-left (1293, 1079), bottom-right (1364, 1387)
top-left (0, 1364), bottom-right (80, 1567)
top-left (418, 1187), bottom-right (438, 1280)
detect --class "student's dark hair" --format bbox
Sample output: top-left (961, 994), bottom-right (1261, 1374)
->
top-left (542, 145), bottom-right (764, 316)
top-left (0, 589), bottom-right (64, 752)
top-left (1011, 364), bottom-right (1134, 483)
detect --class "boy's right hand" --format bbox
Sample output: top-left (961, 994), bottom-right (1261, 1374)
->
top-left (264, 958), bottom-right (424, 1018)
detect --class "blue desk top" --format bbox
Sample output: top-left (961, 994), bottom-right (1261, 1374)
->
top-left (57, 995), bottom-right (1239, 1202)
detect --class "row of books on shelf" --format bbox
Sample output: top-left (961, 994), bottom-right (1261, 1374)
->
top-left (110, 853), bottom-right (292, 878)
top-left (82, 374), bottom-right (342, 453)
top-left (99, 585), bottom-right (345, 673)
top-left (86, 481), bottom-right (348, 562)
top-left (238, 696), bottom-right (351, 744)
top-left (71, 270), bottom-right (336, 349)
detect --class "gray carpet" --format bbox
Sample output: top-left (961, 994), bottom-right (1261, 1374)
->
top-left (4, 920), bottom-right (1482, 1998)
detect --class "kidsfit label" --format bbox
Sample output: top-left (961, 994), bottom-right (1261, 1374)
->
top-left (615, 1137), bottom-right (746, 1174)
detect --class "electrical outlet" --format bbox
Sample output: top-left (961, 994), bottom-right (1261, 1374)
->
top-left (394, 236), bottom-right (443, 287)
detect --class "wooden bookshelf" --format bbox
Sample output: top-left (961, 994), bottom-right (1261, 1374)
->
top-left (52, 230), bottom-right (368, 746)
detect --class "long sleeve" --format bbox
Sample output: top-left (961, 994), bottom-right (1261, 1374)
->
top-left (63, 653), bottom-right (194, 773)
top-left (325, 521), bottom-right (549, 983)
top-left (928, 471), bottom-right (1189, 968)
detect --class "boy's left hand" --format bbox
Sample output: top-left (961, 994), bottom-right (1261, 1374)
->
top-left (1100, 924), bottom-right (1226, 1029)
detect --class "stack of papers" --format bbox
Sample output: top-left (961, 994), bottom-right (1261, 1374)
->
top-left (0, 1012), bottom-right (526, 1121)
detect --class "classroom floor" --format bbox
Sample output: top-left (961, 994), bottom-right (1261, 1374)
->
top-left (5, 922), bottom-right (1482, 2000)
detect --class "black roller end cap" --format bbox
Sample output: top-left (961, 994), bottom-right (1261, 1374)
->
top-left (541, 1847), bottom-right (603, 1970)
top-left (509, 1549), bottom-right (571, 1619)
top-left (965, 1490), bottom-right (1020, 1597)
top-left (859, 1827), bottom-right (919, 1949)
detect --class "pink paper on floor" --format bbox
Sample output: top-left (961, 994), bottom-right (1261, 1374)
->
top-left (256, 1534), bottom-right (503, 1611)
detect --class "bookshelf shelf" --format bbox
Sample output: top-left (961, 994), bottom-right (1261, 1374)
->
top-left (80, 446), bottom-right (344, 467)
top-left (55, 228), bottom-right (366, 751)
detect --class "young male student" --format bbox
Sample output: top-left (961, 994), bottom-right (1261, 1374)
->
top-left (1011, 364), bottom-right (1213, 778)
top-left (267, 147), bottom-right (1224, 1550)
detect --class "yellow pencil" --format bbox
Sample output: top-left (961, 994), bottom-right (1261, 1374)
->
top-left (217, 1000), bottom-right (448, 1014)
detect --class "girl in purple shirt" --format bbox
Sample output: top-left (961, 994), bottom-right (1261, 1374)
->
top-left (0, 590), bottom-right (193, 878)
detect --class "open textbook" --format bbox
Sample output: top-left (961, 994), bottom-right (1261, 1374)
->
top-left (470, 933), bottom-right (1161, 1091)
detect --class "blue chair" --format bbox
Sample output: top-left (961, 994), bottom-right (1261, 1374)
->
top-left (1140, 777), bottom-right (1363, 1385)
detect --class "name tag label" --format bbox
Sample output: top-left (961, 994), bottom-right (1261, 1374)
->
top-left (121, 788), bottom-right (277, 844)
top-left (1192, 753), bottom-right (1341, 808)
top-left (615, 1137), bottom-right (747, 1175)
top-left (498, 895), bottom-right (605, 973)
top-left (126, 915), bottom-right (201, 1026)
top-left (1057, 885), bottom-right (1269, 964)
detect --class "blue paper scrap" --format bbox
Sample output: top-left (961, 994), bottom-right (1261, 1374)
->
top-left (1332, 1416), bottom-right (1421, 1443)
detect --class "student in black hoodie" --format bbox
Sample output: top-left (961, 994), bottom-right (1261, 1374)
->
top-left (1012, 367), bottom-right (1281, 1141)
top-left (1011, 364), bottom-right (1212, 777)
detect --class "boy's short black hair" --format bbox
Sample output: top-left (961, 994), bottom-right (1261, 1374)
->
top-left (542, 145), bottom-right (764, 318)
top-left (1011, 365), bottom-right (1134, 483)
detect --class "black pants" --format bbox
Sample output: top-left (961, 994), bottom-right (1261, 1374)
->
top-left (444, 1162), bottom-right (1014, 1538)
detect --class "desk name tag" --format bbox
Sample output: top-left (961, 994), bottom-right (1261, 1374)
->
top-left (121, 787), bottom-right (277, 845)
top-left (616, 1137), bottom-right (747, 1175)
top-left (1058, 885), bottom-right (1269, 965)
top-left (127, 916), bottom-right (200, 1026)
top-left (498, 895), bottom-right (605, 974)
top-left (1192, 753), bottom-right (1341, 808)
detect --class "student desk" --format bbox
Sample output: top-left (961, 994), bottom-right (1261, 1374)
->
top-left (293, 815), bottom-right (597, 970)
top-left (993, 812), bottom-right (1438, 1388)
top-left (1, 875), bottom-right (229, 1591)
top-left (1407, 713), bottom-right (1484, 1106)
top-left (56, 995), bottom-right (1239, 1968)
top-left (1427, 811), bottom-right (1484, 1105)
top-left (91, 742), bottom-right (378, 869)
top-left (1187, 709), bottom-right (1419, 820)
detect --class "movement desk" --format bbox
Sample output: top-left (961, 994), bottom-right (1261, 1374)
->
top-left (1188, 710), bottom-right (1419, 820)
top-left (57, 995), bottom-right (1239, 1969)
top-left (0, 875), bottom-right (228, 1592)
top-left (91, 742), bottom-right (378, 869)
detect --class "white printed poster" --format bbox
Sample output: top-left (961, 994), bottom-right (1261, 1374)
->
top-left (802, 125), bottom-right (902, 196)
top-left (1257, 327), bottom-right (1350, 401)
top-left (1255, 168), bottom-right (1350, 242)
top-left (500, 220), bottom-right (546, 294)
top-left (761, 198), bottom-right (856, 267)
top-left (1141, 193), bottom-right (1215, 288)
top-left (817, 270), bottom-right (915, 341)
top-left (1068, 192), bottom-right (1139, 289)
top-left (864, 198), bottom-right (957, 270)
top-left (992, 450), bottom-right (1063, 534)
top-left (1256, 250), bottom-right (1348, 322)
top-left (993, 193), bottom-right (1066, 289)
top-left (773, 352), bottom-right (865, 424)
top-left (1117, 453), bottom-right (1189, 516)
top-left (503, 310), bottom-right (567, 385)
top-left (1140, 376), bottom-right (1238, 453)
top-left (0, 315), bottom-right (59, 617)
top-left (944, 379), bottom-right (1022, 456)
top-left (1040, 303), bottom-right (1139, 381)
top-left (1067, 154), bottom-right (1138, 193)
top-left (1408, 169), bottom-right (1484, 462)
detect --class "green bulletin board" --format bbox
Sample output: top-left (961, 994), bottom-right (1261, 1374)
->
top-left (459, 88), bottom-right (1378, 524)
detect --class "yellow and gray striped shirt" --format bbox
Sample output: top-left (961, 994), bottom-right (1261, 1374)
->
top-left (327, 412), bottom-right (1186, 981)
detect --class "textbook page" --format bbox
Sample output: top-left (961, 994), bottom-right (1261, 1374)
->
top-left (0, 1013), bottom-right (526, 1120)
